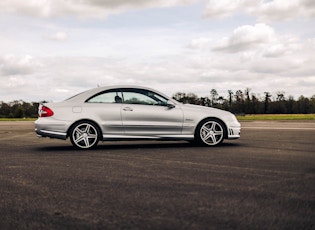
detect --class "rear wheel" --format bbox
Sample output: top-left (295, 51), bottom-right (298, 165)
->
top-left (70, 121), bottom-right (100, 149)
top-left (195, 119), bottom-right (225, 146)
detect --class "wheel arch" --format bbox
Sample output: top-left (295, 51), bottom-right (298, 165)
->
top-left (67, 119), bottom-right (103, 140)
top-left (195, 117), bottom-right (228, 139)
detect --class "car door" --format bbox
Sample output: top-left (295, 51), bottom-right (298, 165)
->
top-left (85, 89), bottom-right (124, 135)
top-left (121, 88), bottom-right (184, 135)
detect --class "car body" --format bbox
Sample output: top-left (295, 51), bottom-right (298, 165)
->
top-left (35, 86), bottom-right (240, 149)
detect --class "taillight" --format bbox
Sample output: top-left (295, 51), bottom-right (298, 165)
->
top-left (39, 106), bottom-right (54, 117)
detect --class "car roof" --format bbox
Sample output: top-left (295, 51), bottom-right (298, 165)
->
top-left (65, 85), bottom-right (172, 103)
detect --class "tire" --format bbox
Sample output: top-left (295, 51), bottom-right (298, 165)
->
top-left (195, 119), bottom-right (225, 146)
top-left (70, 121), bottom-right (100, 149)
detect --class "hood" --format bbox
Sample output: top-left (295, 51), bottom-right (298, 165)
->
top-left (180, 103), bottom-right (229, 114)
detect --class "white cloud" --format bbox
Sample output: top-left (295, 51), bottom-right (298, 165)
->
top-left (0, 0), bottom-right (314, 102)
top-left (0, 0), bottom-right (52, 17)
top-left (255, 0), bottom-right (315, 22)
top-left (1, 39), bottom-right (314, 102)
top-left (5, 76), bottom-right (26, 88)
top-left (255, 0), bottom-right (302, 22)
top-left (0, 55), bottom-right (40, 76)
top-left (187, 37), bottom-right (213, 49)
top-left (261, 44), bottom-right (286, 58)
top-left (302, 0), bottom-right (315, 17)
top-left (0, 0), bottom-right (198, 18)
top-left (203, 0), bottom-right (315, 21)
top-left (212, 23), bottom-right (276, 53)
top-left (203, 0), bottom-right (256, 19)
top-left (184, 22), bottom-right (315, 98)
top-left (43, 31), bottom-right (68, 41)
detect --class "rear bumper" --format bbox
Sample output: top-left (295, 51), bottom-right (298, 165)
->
top-left (35, 118), bottom-right (69, 140)
top-left (35, 128), bottom-right (67, 140)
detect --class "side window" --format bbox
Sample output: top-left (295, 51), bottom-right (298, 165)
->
top-left (122, 89), bottom-right (168, 106)
top-left (86, 90), bottom-right (123, 103)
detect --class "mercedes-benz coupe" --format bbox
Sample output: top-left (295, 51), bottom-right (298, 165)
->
top-left (35, 86), bottom-right (240, 149)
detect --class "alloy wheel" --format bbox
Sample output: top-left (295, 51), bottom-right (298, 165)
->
top-left (199, 120), bottom-right (224, 146)
top-left (71, 122), bottom-right (99, 149)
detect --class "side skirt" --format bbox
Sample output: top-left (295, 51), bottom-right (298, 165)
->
top-left (102, 134), bottom-right (194, 141)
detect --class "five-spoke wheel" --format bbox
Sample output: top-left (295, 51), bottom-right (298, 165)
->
top-left (195, 119), bottom-right (225, 146)
top-left (70, 121), bottom-right (100, 149)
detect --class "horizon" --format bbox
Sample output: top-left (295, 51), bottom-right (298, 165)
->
top-left (0, 87), bottom-right (314, 104)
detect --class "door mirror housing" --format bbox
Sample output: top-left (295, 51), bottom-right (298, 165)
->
top-left (166, 101), bottom-right (175, 109)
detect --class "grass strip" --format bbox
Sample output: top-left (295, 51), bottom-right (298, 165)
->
top-left (0, 118), bottom-right (37, 121)
top-left (236, 114), bottom-right (315, 120)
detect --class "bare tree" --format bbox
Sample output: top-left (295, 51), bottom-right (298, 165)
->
top-left (264, 92), bottom-right (272, 113)
top-left (210, 89), bottom-right (218, 106)
top-left (228, 90), bottom-right (233, 108)
top-left (276, 91), bottom-right (285, 101)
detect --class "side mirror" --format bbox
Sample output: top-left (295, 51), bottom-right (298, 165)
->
top-left (167, 101), bottom-right (175, 109)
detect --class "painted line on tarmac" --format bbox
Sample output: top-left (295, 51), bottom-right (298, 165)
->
top-left (242, 127), bottom-right (315, 130)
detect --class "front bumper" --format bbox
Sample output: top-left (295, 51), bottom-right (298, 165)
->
top-left (227, 126), bottom-right (241, 139)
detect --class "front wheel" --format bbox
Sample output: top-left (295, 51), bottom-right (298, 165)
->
top-left (70, 121), bottom-right (100, 149)
top-left (195, 119), bottom-right (225, 146)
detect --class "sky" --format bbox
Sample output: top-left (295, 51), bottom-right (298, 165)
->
top-left (0, 0), bottom-right (315, 102)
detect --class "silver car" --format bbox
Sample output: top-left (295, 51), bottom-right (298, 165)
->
top-left (35, 86), bottom-right (240, 149)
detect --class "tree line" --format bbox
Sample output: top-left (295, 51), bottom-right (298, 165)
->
top-left (172, 89), bottom-right (315, 114)
top-left (1, 89), bottom-right (315, 118)
top-left (0, 100), bottom-right (40, 118)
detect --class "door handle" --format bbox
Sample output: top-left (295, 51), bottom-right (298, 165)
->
top-left (123, 107), bottom-right (133, 111)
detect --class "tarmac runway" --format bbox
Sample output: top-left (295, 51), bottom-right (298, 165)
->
top-left (0, 121), bottom-right (314, 229)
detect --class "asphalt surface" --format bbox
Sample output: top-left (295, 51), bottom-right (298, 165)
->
top-left (0, 121), bottom-right (314, 229)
